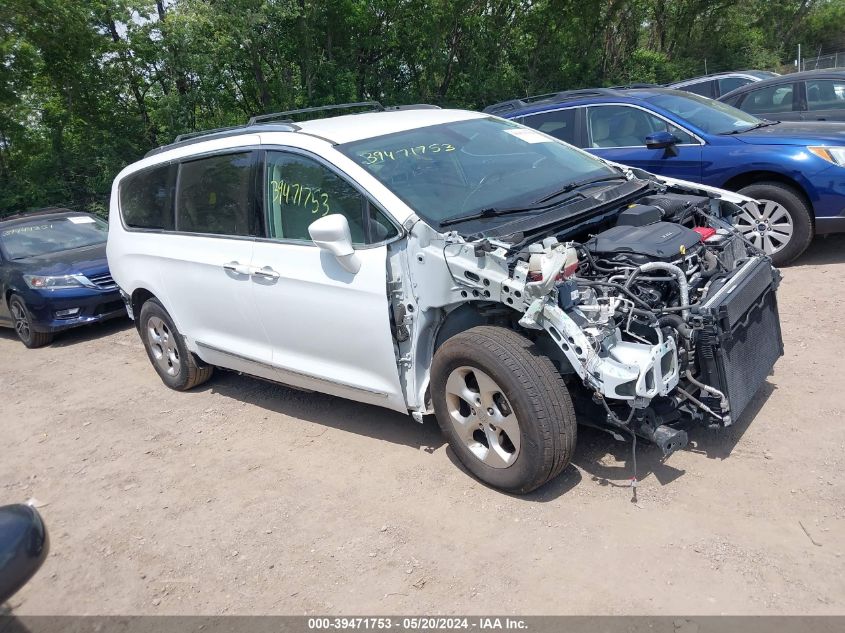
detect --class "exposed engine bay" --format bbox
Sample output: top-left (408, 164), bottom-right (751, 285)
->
top-left (394, 178), bottom-right (784, 458)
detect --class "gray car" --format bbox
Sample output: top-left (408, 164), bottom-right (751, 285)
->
top-left (720, 70), bottom-right (845, 122)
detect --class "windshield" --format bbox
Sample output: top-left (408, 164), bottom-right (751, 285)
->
top-left (0, 215), bottom-right (108, 259)
top-left (645, 91), bottom-right (763, 134)
top-left (337, 117), bottom-right (620, 226)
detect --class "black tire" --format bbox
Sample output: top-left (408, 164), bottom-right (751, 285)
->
top-left (737, 182), bottom-right (813, 266)
top-left (431, 326), bottom-right (576, 494)
top-left (9, 295), bottom-right (53, 348)
top-left (138, 298), bottom-right (213, 390)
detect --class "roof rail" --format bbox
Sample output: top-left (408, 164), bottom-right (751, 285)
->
top-left (483, 88), bottom-right (627, 115)
top-left (248, 101), bottom-right (384, 124)
top-left (0, 207), bottom-right (77, 223)
top-left (143, 101), bottom-right (440, 158)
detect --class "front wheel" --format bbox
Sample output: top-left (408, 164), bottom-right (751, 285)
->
top-left (138, 299), bottom-right (213, 390)
top-left (9, 295), bottom-right (52, 348)
top-left (736, 182), bottom-right (813, 265)
top-left (431, 326), bottom-right (576, 494)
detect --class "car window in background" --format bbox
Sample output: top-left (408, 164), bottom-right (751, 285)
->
top-left (646, 92), bottom-right (761, 134)
top-left (0, 216), bottom-right (108, 260)
top-left (265, 151), bottom-right (369, 243)
top-left (120, 164), bottom-right (175, 230)
top-left (337, 117), bottom-right (618, 227)
top-left (586, 105), bottom-right (695, 148)
top-left (740, 83), bottom-right (796, 114)
top-left (806, 79), bottom-right (845, 111)
top-left (521, 108), bottom-right (578, 144)
top-left (718, 76), bottom-right (753, 95)
top-left (682, 80), bottom-right (716, 98)
top-left (176, 153), bottom-right (255, 236)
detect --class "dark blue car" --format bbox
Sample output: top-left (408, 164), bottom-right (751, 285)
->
top-left (0, 209), bottom-right (125, 347)
top-left (485, 87), bottom-right (845, 264)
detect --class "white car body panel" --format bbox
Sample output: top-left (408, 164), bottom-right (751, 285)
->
top-left (107, 108), bottom-right (762, 422)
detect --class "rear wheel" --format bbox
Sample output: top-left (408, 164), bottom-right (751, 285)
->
top-left (9, 295), bottom-right (52, 348)
top-left (431, 326), bottom-right (576, 494)
top-left (138, 299), bottom-right (213, 390)
top-left (736, 182), bottom-right (813, 265)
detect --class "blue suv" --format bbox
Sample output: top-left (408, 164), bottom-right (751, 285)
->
top-left (485, 87), bottom-right (845, 264)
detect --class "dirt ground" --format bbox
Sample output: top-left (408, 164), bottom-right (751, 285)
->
top-left (2, 236), bottom-right (844, 616)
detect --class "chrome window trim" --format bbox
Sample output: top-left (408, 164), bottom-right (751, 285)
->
top-left (583, 102), bottom-right (705, 148)
top-left (520, 102), bottom-right (705, 148)
top-left (672, 73), bottom-right (759, 89)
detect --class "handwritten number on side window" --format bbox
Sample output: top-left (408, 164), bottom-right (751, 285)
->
top-left (271, 180), bottom-right (330, 216)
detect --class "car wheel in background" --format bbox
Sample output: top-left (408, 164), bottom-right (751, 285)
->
top-left (9, 295), bottom-right (52, 348)
top-left (138, 298), bottom-right (213, 390)
top-left (431, 326), bottom-right (576, 494)
top-left (736, 182), bottom-right (813, 266)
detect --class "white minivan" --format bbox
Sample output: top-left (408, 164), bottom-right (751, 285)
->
top-left (108, 103), bottom-right (783, 493)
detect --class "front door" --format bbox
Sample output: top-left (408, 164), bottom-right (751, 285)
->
top-left (250, 149), bottom-right (407, 412)
top-left (584, 105), bottom-right (703, 182)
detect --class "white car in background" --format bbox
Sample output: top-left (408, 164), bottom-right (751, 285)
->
top-left (108, 103), bottom-right (783, 493)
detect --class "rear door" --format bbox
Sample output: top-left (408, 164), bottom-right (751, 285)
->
top-left (159, 149), bottom-right (272, 374)
top-left (250, 148), bottom-right (407, 412)
top-left (584, 104), bottom-right (703, 181)
top-left (519, 107), bottom-right (582, 147)
top-left (803, 78), bottom-right (845, 121)
top-left (736, 82), bottom-right (802, 121)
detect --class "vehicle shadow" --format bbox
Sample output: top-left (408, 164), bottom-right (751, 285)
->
top-left (48, 317), bottom-right (133, 347)
top-left (792, 233), bottom-right (845, 267)
top-left (206, 369), bottom-right (776, 498)
top-left (0, 317), bottom-right (132, 347)
top-left (570, 381), bottom-right (776, 489)
top-left (206, 370), bottom-right (446, 453)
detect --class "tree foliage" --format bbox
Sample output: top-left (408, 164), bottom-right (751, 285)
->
top-left (1, 0), bottom-right (843, 215)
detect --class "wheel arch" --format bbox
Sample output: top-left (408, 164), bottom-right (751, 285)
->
top-left (721, 170), bottom-right (816, 222)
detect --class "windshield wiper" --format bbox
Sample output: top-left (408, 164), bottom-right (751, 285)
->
top-left (532, 174), bottom-right (628, 204)
top-left (439, 173), bottom-right (630, 228)
top-left (720, 120), bottom-right (780, 135)
top-left (439, 205), bottom-right (539, 227)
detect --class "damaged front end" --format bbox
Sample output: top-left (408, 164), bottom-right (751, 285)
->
top-left (408, 180), bottom-right (783, 457)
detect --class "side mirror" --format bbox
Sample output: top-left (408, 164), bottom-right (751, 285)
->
top-left (645, 130), bottom-right (681, 150)
top-left (0, 504), bottom-right (49, 604)
top-left (308, 214), bottom-right (361, 274)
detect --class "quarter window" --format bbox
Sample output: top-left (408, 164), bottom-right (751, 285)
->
top-left (587, 106), bottom-right (694, 148)
top-left (806, 79), bottom-right (845, 111)
top-left (522, 109), bottom-right (578, 144)
top-left (265, 152), bottom-right (396, 244)
top-left (740, 84), bottom-right (796, 114)
top-left (176, 152), bottom-right (256, 236)
top-left (120, 164), bottom-right (175, 230)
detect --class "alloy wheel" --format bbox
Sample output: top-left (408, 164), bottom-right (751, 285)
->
top-left (147, 316), bottom-right (181, 377)
top-left (10, 301), bottom-right (31, 343)
top-left (444, 365), bottom-right (521, 468)
top-left (737, 199), bottom-right (794, 256)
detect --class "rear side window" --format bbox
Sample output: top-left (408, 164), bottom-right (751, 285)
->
top-left (522, 109), bottom-right (578, 144)
top-left (718, 76), bottom-right (753, 96)
top-left (806, 79), bottom-right (845, 111)
top-left (120, 164), bottom-right (175, 230)
top-left (740, 84), bottom-right (796, 114)
top-left (682, 80), bottom-right (716, 99)
top-left (176, 153), bottom-right (256, 236)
